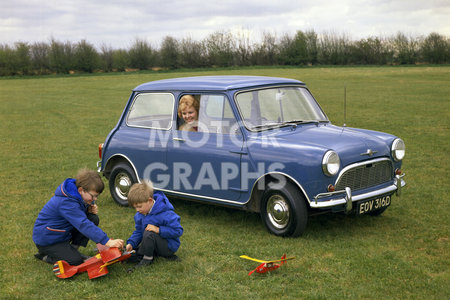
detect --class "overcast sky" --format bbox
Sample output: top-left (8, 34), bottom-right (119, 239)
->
top-left (1, 0), bottom-right (449, 49)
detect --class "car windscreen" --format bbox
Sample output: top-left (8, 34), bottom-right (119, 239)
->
top-left (235, 86), bottom-right (328, 131)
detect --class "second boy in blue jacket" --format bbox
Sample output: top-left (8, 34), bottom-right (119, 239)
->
top-left (126, 180), bottom-right (183, 270)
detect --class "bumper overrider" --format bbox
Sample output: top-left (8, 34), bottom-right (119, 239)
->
top-left (312, 173), bottom-right (406, 212)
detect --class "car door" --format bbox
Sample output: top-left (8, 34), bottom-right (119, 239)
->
top-left (166, 94), bottom-right (244, 202)
top-left (124, 92), bottom-right (175, 181)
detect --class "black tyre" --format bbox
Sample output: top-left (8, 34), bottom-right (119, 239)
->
top-left (109, 163), bottom-right (138, 206)
top-left (261, 182), bottom-right (308, 237)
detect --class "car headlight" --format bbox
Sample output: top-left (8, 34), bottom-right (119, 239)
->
top-left (322, 150), bottom-right (340, 176)
top-left (391, 138), bottom-right (405, 161)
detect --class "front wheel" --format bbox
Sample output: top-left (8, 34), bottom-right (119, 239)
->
top-left (109, 163), bottom-right (138, 206)
top-left (261, 183), bottom-right (308, 237)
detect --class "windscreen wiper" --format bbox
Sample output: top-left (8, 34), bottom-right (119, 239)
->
top-left (251, 122), bottom-right (282, 130)
top-left (280, 120), bottom-right (329, 127)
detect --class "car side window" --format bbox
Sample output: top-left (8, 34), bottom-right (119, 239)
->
top-left (198, 94), bottom-right (238, 134)
top-left (127, 93), bottom-right (174, 129)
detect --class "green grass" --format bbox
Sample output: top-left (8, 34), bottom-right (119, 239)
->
top-left (0, 66), bottom-right (449, 299)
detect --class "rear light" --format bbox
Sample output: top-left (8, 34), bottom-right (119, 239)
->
top-left (98, 143), bottom-right (104, 159)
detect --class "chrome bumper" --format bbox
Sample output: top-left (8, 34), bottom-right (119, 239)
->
top-left (311, 174), bottom-right (406, 212)
top-left (97, 160), bottom-right (102, 173)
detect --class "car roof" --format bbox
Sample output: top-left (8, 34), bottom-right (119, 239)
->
top-left (134, 75), bottom-right (305, 92)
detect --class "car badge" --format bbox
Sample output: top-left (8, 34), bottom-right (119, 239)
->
top-left (361, 149), bottom-right (378, 156)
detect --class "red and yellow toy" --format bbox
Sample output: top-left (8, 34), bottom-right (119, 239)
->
top-left (240, 254), bottom-right (295, 275)
top-left (53, 244), bottom-right (134, 279)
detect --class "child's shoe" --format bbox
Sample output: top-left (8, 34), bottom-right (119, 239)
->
top-left (34, 253), bottom-right (54, 264)
top-left (127, 258), bottom-right (153, 273)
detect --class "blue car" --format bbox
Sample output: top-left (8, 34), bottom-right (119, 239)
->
top-left (98, 76), bottom-right (406, 237)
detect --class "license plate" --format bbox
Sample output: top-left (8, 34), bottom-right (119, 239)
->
top-left (357, 195), bottom-right (391, 214)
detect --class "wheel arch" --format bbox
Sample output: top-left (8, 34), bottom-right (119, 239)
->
top-left (103, 154), bottom-right (140, 182)
top-left (245, 172), bottom-right (310, 213)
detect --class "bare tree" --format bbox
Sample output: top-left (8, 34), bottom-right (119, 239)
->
top-left (179, 37), bottom-right (206, 68)
top-left (204, 31), bottom-right (234, 67)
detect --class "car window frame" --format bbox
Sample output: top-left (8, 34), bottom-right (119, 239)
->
top-left (234, 85), bottom-right (329, 132)
top-left (177, 92), bottom-right (240, 135)
top-left (126, 92), bottom-right (175, 130)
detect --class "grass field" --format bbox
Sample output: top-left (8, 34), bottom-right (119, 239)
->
top-left (0, 66), bottom-right (449, 299)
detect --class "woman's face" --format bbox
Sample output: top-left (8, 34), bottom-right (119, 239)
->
top-left (181, 106), bottom-right (198, 124)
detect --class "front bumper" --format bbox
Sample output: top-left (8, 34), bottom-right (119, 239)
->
top-left (311, 174), bottom-right (406, 212)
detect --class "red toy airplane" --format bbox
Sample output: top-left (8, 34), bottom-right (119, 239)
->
top-left (53, 244), bottom-right (134, 279)
top-left (240, 254), bottom-right (295, 275)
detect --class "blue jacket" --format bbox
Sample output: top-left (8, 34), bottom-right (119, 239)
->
top-left (32, 178), bottom-right (109, 246)
top-left (127, 191), bottom-right (183, 252)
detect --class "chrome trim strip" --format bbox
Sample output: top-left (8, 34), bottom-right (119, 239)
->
top-left (311, 178), bottom-right (405, 209)
top-left (155, 187), bottom-right (246, 206)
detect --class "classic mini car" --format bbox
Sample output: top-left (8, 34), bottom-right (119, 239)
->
top-left (98, 76), bottom-right (406, 237)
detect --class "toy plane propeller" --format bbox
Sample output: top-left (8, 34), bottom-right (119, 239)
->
top-left (52, 244), bottom-right (134, 279)
top-left (240, 254), bottom-right (295, 275)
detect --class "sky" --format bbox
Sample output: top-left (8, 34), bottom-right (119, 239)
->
top-left (1, 0), bottom-right (449, 50)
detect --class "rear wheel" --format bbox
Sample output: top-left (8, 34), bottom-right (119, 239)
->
top-left (109, 163), bottom-right (138, 206)
top-left (261, 182), bottom-right (308, 237)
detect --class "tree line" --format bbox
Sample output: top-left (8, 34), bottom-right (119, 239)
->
top-left (0, 30), bottom-right (448, 76)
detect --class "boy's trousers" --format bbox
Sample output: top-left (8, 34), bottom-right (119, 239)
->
top-left (35, 213), bottom-right (99, 265)
top-left (136, 231), bottom-right (174, 258)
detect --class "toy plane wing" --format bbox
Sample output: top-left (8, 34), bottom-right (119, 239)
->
top-left (86, 262), bottom-right (109, 279)
top-left (240, 255), bottom-right (296, 264)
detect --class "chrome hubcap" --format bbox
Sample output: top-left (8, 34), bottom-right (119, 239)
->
top-left (114, 172), bottom-right (132, 200)
top-left (266, 195), bottom-right (290, 229)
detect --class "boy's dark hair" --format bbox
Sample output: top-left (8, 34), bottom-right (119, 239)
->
top-left (75, 168), bottom-right (104, 193)
top-left (127, 180), bottom-right (154, 206)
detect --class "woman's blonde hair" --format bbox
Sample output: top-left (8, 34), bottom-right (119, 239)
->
top-left (178, 95), bottom-right (199, 118)
top-left (127, 180), bottom-right (154, 206)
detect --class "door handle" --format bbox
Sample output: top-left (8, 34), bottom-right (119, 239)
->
top-left (173, 137), bottom-right (185, 142)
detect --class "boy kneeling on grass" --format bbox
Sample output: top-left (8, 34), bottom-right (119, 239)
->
top-left (32, 169), bottom-right (124, 265)
top-left (126, 180), bottom-right (183, 272)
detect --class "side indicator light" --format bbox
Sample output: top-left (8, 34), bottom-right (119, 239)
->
top-left (98, 143), bottom-right (104, 159)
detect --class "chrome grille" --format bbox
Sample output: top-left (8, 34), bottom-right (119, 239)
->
top-left (335, 159), bottom-right (393, 191)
